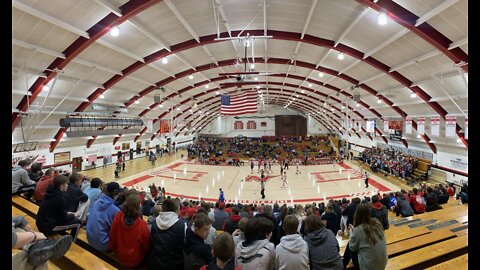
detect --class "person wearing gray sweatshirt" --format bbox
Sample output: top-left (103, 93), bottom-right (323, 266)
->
top-left (12, 159), bottom-right (36, 199)
top-left (275, 215), bottom-right (309, 270)
top-left (304, 215), bottom-right (343, 270)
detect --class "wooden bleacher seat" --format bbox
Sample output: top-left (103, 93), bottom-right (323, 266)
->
top-left (385, 234), bottom-right (467, 270)
top-left (12, 206), bottom-right (116, 270)
top-left (387, 229), bottom-right (455, 257)
top-left (424, 253), bottom-right (468, 270)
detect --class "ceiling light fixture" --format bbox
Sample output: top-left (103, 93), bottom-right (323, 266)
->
top-left (162, 57), bottom-right (168, 64)
top-left (256, 85), bottom-right (260, 89)
top-left (99, 94), bottom-right (105, 99)
top-left (110, 26), bottom-right (120, 37)
top-left (42, 85), bottom-right (49, 91)
top-left (378, 13), bottom-right (388, 26)
top-left (356, 103), bottom-right (360, 107)
top-left (337, 52), bottom-right (345, 60)
top-left (308, 83), bottom-right (312, 87)
top-left (301, 90), bottom-right (305, 93)
top-left (135, 100), bottom-right (139, 104)
top-left (188, 75), bottom-right (194, 79)
top-left (410, 93), bottom-right (417, 98)
top-left (254, 76), bottom-right (258, 81)
top-left (318, 72), bottom-right (324, 78)
top-left (250, 64), bottom-right (255, 69)
top-left (417, 135), bottom-right (421, 139)
top-left (205, 84), bottom-right (209, 89)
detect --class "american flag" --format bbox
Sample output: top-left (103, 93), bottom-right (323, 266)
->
top-left (220, 90), bottom-right (257, 115)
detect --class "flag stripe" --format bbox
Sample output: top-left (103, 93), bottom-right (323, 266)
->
top-left (220, 90), bottom-right (257, 115)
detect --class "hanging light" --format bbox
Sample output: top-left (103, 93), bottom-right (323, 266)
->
top-left (250, 64), bottom-right (255, 69)
top-left (301, 90), bottom-right (305, 93)
top-left (205, 84), bottom-right (209, 89)
top-left (356, 103), bottom-right (360, 107)
top-left (254, 76), bottom-right (258, 81)
top-left (337, 52), bottom-right (345, 60)
top-left (378, 13), bottom-right (388, 26)
top-left (410, 93), bottom-right (417, 98)
top-left (318, 72), bottom-right (324, 78)
top-left (99, 94), bottom-right (105, 99)
top-left (215, 91), bottom-right (219, 95)
top-left (134, 100), bottom-right (140, 104)
top-left (110, 26), bottom-right (120, 37)
top-left (42, 85), bottom-right (49, 91)
top-left (256, 85), bottom-right (260, 89)
top-left (308, 83), bottom-right (312, 87)
top-left (162, 57), bottom-right (168, 64)
top-left (188, 75), bottom-right (194, 79)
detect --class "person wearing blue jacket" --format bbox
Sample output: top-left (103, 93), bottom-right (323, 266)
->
top-left (219, 188), bottom-right (225, 202)
top-left (86, 182), bottom-right (120, 252)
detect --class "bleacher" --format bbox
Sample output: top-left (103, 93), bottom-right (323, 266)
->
top-left (13, 192), bottom-right (467, 269)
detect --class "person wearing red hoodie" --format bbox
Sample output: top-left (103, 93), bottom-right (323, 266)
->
top-left (409, 188), bottom-right (425, 214)
top-left (223, 207), bottom-right (242, 234)
top-left (109, 193), bottom-right (150, 268)
top-left (447, 183), bottom-right (456, 197)
top-left (33, 169), bottom-right (55, 202)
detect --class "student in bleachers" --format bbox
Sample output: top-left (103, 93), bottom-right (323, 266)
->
top-left (109, 193), bottom-right (150, 268)
top-left (395, 192), bottom-right (414, 217)
top-left (347, 203), bottom-right (388, 270)
top-left (321, 203), bottom-right (339, 235)
top-left (36, 175), bottom-right (81, 238)
top-left (370, 195), bottom-right (389, 230)
top-left (232, 217), bottom-right (248, 247)
top-left (342, 197), bottom-right (360, 229)
top-left (86, 182), bottom-right (121, 252)
top-left (223, 206), bottom-right (241, 234)
top-left (147, 199), bottom-right (186, 269)
top-left (12, 159), bottom-right (36, 200)
top-left (456, 184), bottom-right (468, 204)
top-left (28, 162), bottom-right (43, 183)
top-left (235, 217), bottom-right (275, 270)
top-left (408, 188), bottom-right (425, 214)
top-left (213, 202), bottom-right (229, 230)
top-left (63, 173), bottom-right (89, 222)
top-left (200, 232), bottom-right (241, 270)
top-left (184, 213), bottom-right (214, 270)
top-left (33, 168), bottom-right (55, 203)
top-left (12, 215), bottom-right (72, 268)
top-left (275, 215), bottom-right (309, 270)
top-left (304, 215), bottom-right (343, 270)
top-left (147, 204), bottom-right (162, 231)
top-left (84, 178), bottom-right (103, 213)
top-left (437, 187), bottom-right (450, 204)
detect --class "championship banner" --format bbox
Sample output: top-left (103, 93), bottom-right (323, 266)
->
top-left (160, 120), bottom-right (171, 134)
top-left (465, 117), bottom-right (468, 139)
top-left (445, 116), bottom-right (456, 137)
top-left (384, 120), bottom-right (389, 132)
top-left (431, 116), bottom-right (440, 136)
top-left (405, 117), bottom-right (412, 134)
top-left (417, 117), bottom-right (425, 135)
top-left (147, 119), bottom-right (153, 133)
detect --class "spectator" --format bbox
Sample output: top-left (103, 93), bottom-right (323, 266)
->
top-left (147, 205), bottom-right (162, 231)
top-left (36, 175), bottom-right (81, 238)
top-left (213, 202), bottom-right (229, 230)
top-left (200, 232), bottom-right (241, 270)
top-left (235, 217), bottom-right (275, 270)
top-left (321, 203), bottom-right (339, 235)
top-left (184, 213), bottom-right (214, 270)
top-left (395, 192), bottom-right (414, 217)
top-left (142, 194), bottom-right (156, 217)
top-left (437, 188), bottom-right (449, 204)
top-left (447, 183), bottom-right (456, 197)
top-left (223, 206), bottom-right (241, 234)
top-left (342, 197), bottom-right (361, 228)
top-left (12, 215), bottom-right (72, 268)
top-left (347, 204), bottom-right (388, 270)
top-left (12, 159), bottom-right (36, 199)
top-left (80, 176), bottom-right (90, 192)
top-left (380, 193), bottom-right (390, 210)
top-left (109, 194), bottom-right (150, 268)
top-left (86, 182), bottom-right (121, 252)
top-left (84, 178), bottom-right (104, 212)
top-left (457, 184), bottom-right (468, 204)
top-left (370, 195), bottom-right (389, 230)
top-left (233, 218), bottom-right (248, 247)
top-left (33, 168), bottom-right (55, 203)
top-left (254, 205), bottom-right (280, 246)
top-left (408, 188), bottom-right (425, 214)
top-left (63, 173), bottom-right (89, 218)
top-left (147, 199), bottom-right (186, 269)
top-left (304, 215), bottom-right (343, 270)
top-left (425, 195), bottom-right (443, 212)
top-left (275, 215), bottom-right (309, 270)
top-left (28, 162), bottom-right (43, 182)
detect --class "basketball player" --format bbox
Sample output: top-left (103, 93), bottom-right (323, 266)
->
top-left (280, 165), bottom-right (284, 176)
top-left (364, 172), bottom-right (369, 188)
top-left (284, 159), bottom-right (289, 170)
top-left (250, 160), bottom-right (254, 174)
top-left (282, 171), bottom-right (288, 189)
top-left (263, 159), bottom-right (268, 172)
top-left (267, 160), bottom-right (272, 173)
top-left (260, 179), bottom-right (266, 199)
top-left (332, 157), bottom-right (337, 170)
top-left (295, 160), bottom-right (301, 174)
top-left (257, 159), bottom-right (261, 173)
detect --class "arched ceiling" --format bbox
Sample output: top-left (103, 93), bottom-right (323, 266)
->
top-left (12, 0), bottom-right (468, 152)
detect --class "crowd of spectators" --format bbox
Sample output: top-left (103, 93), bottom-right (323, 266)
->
top-left (360, 146), bottom-right (422, 180)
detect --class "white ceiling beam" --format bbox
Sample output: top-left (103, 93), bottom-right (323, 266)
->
top-left (163, 0), bottom-right (200, 42)
top-left (13, 38), bottom-right (65, 59)
top-left (12, 0), bottom-right (89, 38)
top-left (125, 75), bottom-right (156, 87)
top-left (411, 70), bottom-right (459, 87)
top-left (215, 0), bottom-right (239, 53)
top-left (73, 58), bottom-right (123, 75)
top-left (173, 54), bottom-right (197, 71)
top-left (301, 0), bottom-right (318, 39)
top-left (364, 29), bottom-right (409, 59)
top-left (389, 50), bottom-right (440, 72)
top-left (148, 62), bottom-right (176, 78)
top-left (359, 73), bottom-right (385, 84)
top-left (128, 18), bottom-right (171, 51)
top-left (415, 0), bottom-right (460, 26)
top-left (96, 39), bottom-right (145, 62)
top-left (338, 59), bottom-right (361, 75)
top-left (93, 0), bottom-right (122, 16)
top-left (335, 7), bottom-right (369, 47)
top-left (448, 36), bottom-right (468, 50)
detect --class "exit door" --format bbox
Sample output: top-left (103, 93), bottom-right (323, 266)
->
top-left (72, 157), bottom-right (83, 173)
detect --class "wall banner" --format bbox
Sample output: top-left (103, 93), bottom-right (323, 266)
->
top-left (405, 117), bottom-right (412, 134)
top-left (384, 120), bottom-right (389, 132)
top-left (431, 116), bottom-right (440, 136)
top-left (445, 116), bottom-right (456, 137)
top-left (417, 117), bottom-right (425, 135)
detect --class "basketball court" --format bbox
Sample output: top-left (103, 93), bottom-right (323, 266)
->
top-left (117, 157), bottom-right (398, 204)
